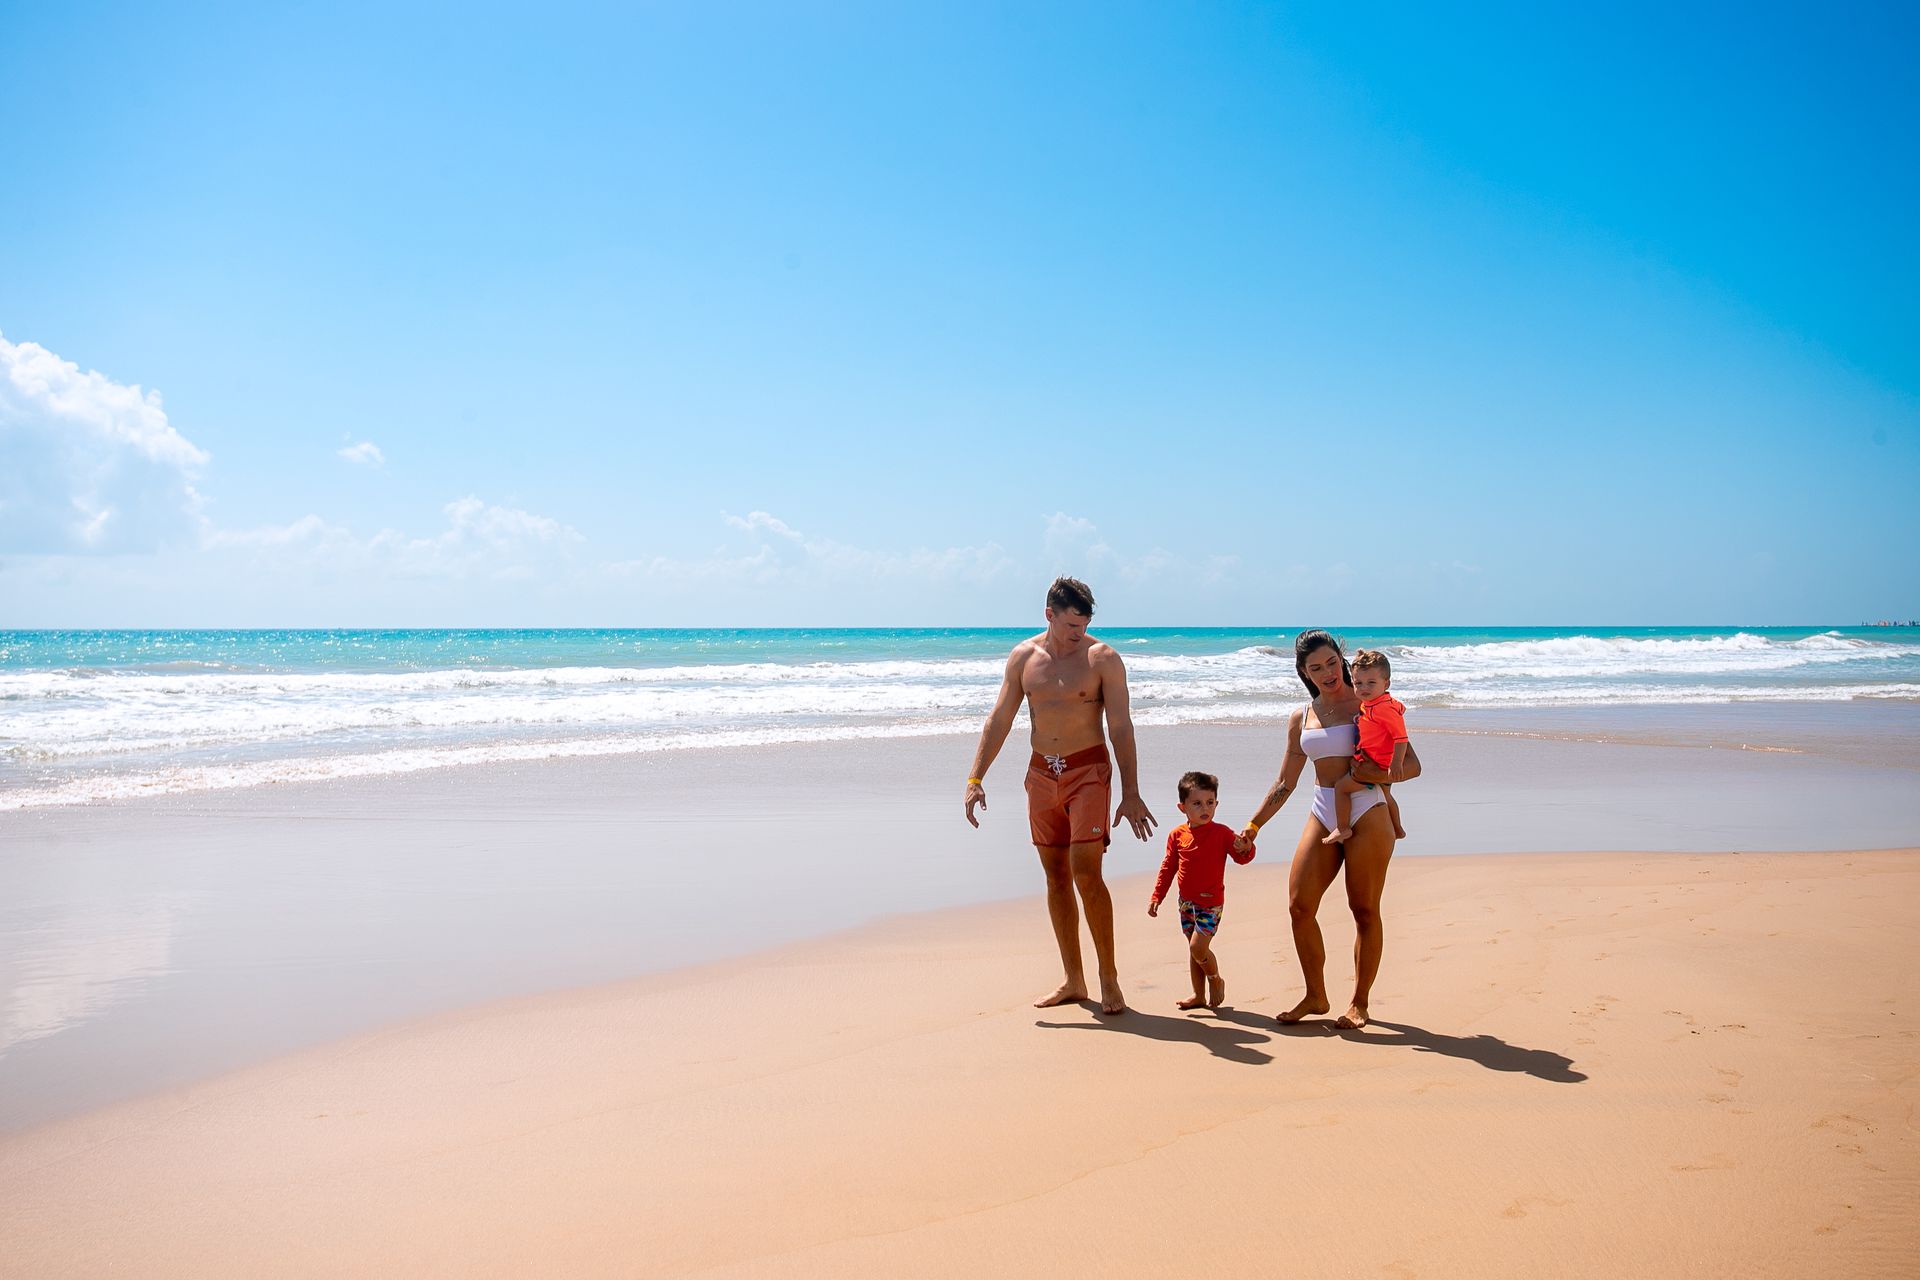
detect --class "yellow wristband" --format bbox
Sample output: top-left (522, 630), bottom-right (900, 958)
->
top-left (967, 777), bottom-right (984, 786)
top-left (1245, 822), bottom-right (1261, 834)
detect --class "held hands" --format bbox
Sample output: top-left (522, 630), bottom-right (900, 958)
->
top-left (1113, 792), bottom-right (1158, 841)
top-left (1147, 897), bottom-right (1161, 918)
top-left (964, 781), bottom-right (987, 828)
top-left (1234, 824), bottom-right (1259, 853)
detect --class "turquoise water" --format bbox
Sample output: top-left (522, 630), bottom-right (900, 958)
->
top-left (3, 626), bottom-right (1917, 807)
top-left (7, 624), bottom-right (1919, 671)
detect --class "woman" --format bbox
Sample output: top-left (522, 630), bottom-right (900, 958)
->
top-left (1240, 630), bottom-right (1422, 1029)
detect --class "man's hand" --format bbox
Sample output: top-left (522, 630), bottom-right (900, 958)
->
top-left (1147, 897), bottom-right (1160, 918)
top-left (1113, 792), bottom-right (1157, 841)
top-left (964, 781), bottom-right (987, 827)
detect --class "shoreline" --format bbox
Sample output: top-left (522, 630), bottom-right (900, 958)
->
top-left (8, 698), bottom-right (1919, 813)
top-left (5, 715), bottom-right (1919, 1134)
top-left (3, 846), bottom-right (1914, 1276)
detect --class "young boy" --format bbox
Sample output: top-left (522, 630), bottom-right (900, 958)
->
top-left (1322, 648), bottom-right (1409, 845)
top-left (1149, 771), bottom-right (1257, 1009)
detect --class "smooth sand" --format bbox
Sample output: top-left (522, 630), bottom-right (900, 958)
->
top-left (2, 847), bottom-right (1914, 1277)
top-left (9, 710), bottom-right (1920, 1131)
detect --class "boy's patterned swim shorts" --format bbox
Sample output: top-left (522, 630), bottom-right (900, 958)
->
top-left (1178, 899), bottom-right (1223, 937)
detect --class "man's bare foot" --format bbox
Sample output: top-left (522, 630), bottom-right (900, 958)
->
top-left (1207, 975), bottom-right (1226, 1008)
top-left (1034, 982), bottom-right (1087, 1008)
top-left (1099, 978), bottom-right (1127, 1015)
top-left (1336, 1003), bottom-right (1370, 1029)
top-left (1277, 995), bottom-right (1331, 1024)
top-left (1175, 994), bottom-right (1206, 1010)
top-left (1320, 826), bottom-right (1351, 846)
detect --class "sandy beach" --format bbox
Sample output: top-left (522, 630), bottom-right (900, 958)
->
top-left (6, 709), bottom-right (1919, 1129)
top-left (0, 707), bottom-right (1916, 1276)
top-left (2, 843), bottom-right (1915, 1277)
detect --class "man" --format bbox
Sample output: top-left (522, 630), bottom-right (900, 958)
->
top-left (964, 577), bottom-right (1156, 1014)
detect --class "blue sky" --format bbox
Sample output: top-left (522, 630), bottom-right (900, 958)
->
top-left (2, 1), bottom-right (1915, 626)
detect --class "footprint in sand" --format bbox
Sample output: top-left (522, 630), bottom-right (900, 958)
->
top-left (1715, 1067), bottom-right (1742, 1087)
top-left (1671, 1153), bottom-right (1735, 1173)
top-left (1572, 995), bottom-right (1617, 1023)
top-left (1814, 1205), bottom-right (1860, 1237)
top-left (1813, 1113), bottom-right (1873, 1137)
top-left (1500, 1193), bottom-right (1571, 1218)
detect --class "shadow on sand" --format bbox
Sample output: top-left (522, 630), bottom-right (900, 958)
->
top-left (1322, 1019), bottom-right (1588, 1083)
top-left (1036, 1003), bottom-right (1274, 1066)
top-left (1039, 1006), bottom-right (1586, 1082)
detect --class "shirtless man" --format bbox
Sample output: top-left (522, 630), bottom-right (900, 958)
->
top-left (964, 577), bottom-right (1157, 1015)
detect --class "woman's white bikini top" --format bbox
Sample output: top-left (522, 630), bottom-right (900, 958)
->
top-left (1299, 704), bottom-right (1358, 762)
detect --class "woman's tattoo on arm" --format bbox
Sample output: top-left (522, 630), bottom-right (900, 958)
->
top-left (1263, 780), bottom-right (1293, 812)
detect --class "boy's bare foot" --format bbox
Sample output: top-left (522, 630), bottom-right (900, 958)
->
top-left (1034, 982), bottom-right (1087, 1008)
top-left (1277, 995), bottom-right (1331, 1024)
top-left (1336, 1003), bottom-right (1370, 1029)
top-left (1320, 826), bottom-right (1352, 846)
top-left (1175, 994), bottom-right (1206, 1010)
top-left (1207, 975), bottom-right (1226, 1008)
top-left (1099, 977), bottom-right (1127, 1015)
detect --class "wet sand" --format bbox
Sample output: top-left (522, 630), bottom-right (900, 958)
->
top-left (4, 710), bottom-right (1919, 1131)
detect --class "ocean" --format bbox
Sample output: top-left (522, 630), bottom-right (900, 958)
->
top-left (3, 626), bottom-right (1917, 809)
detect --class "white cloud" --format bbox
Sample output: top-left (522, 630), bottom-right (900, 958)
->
top-left (1043, 511), bottom-right (1111, 566)
top-left (0, 332), bottom-right (209, 553)
top-left (721, 510), bottom-right (803, 541)
top-left (337, 440), bottom-right (385, 466)
top-left (209, 497), bottom-right (582, 582)
top-left (1040, 511), bottom-right (1195, 587)
top-left (613, 510), bottom-right (1012, 588)
top-left (612, 511), bottom-right (1240, 609)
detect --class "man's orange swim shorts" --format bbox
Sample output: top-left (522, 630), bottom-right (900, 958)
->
top-left (1024, 744), bottom-right (1112, 849)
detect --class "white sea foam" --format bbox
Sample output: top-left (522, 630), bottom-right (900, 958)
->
top-left (0, 718), bottom-right (985, 811)
top-left (1390, 631), bottom-right (1918, 681)
top-left (4, 632), bottom-right (1916, 809)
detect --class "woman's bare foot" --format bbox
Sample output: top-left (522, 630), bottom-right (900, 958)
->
top-left (1336, 1003), bottom-right (1370, 1029)
top-left (1034, 982), bottom-right (1088, 1008)
top-left (1207, 975), bottom-right (1226, 1008)
top-left (1277, 995), bottom-right (1331, 1024)
top-left (1099, 977), bottom-right (1128, 1015)
top-left (1320, 826), bottom-right (1351, 846)
top-left (1175, 994), bottom-right (1206, 1010)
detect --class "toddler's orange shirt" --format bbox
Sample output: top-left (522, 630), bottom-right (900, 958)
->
top-left (1355, 693), bottom-right (1409, 770)
top-left (1152, 821), bottom-right (1256, 908)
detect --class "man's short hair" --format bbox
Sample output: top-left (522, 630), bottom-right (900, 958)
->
top-left (1352, 649), bottom-right (1391, 680)
top-left (1177, 770), bottom-right (1219, 801)
top-left (1045, 576), bottom-right (1095, 617)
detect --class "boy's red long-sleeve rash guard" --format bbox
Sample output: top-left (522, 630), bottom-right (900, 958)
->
top-left (1152, 821), bottom-right (1256, 907)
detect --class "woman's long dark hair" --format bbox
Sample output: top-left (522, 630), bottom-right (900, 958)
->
top-left (1294, 629), bottom-right (1352, 698)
